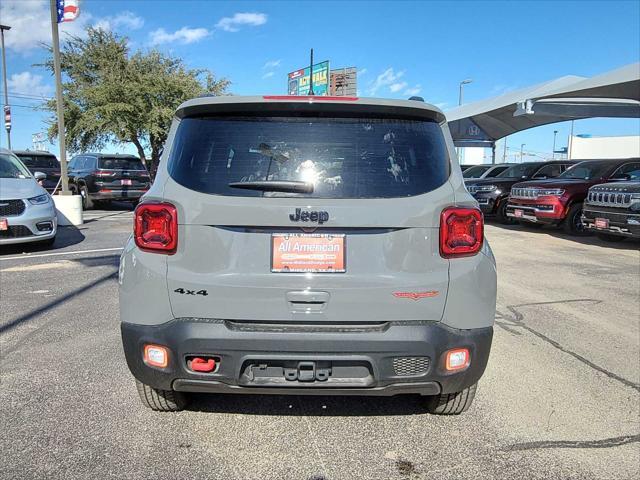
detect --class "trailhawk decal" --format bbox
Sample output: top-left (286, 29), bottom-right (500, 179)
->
top-left (392, 291), bottom-right (439, 300)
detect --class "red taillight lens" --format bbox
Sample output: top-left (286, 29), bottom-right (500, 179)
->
top-left (134, 203), bottom-right (178, 254)
top-left (95, 170), bottom-right (116, 177)
top-left (439, 207), bottom-right (483, 258)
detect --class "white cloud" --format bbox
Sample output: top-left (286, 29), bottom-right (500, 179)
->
top-left (7, 72), bottom-right (53, 98)
top-left (263, 59), bottom-right (281, 69)
top-left (0, 0), bottom-right (90, 52)
top-left (404, 85), bottom-right (422, 96)
top-left (216, 12), bottom-right (268, 32)
top-left (358, 68), bottom-right (367, 76)
top-left (94, 11), bottom-right (144, 31)
top-left (389, 82), bottom-right (408, 93)
top-left (435, 102), bottom-right (448, 110)
top-left (262, 71), bottom-right (275, 79)
top-left (367, 68), bottom-right (405, 96)
top-left (149, 27), bottom-right (210, 45)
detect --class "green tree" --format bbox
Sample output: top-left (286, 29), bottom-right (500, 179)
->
top-left (41, 28), bottom-right (230, 176)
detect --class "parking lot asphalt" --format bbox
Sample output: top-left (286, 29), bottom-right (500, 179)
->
top-left (1, 207), bottom-right (638, 480)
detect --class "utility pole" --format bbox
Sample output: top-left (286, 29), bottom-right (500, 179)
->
top-left (503, 137), bottom-right (508, 162)
top-left (308, 48), bottom-right (315, 96)
top-left (458, 79), bottom-right (472, 106)
top-left (520, 143), bottom-right (525, 162)
top-left (568, 120), bottom-right (575, 160)
top-left (0, 24), bottom-right (11, 149)
top-left (49, 0), bottom-right (70, 194)
top-left (553, 130), bottom-right (558, 159)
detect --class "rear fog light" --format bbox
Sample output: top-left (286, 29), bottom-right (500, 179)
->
top-left (143, 344), bottom-right (169, 368)
top-left (445, 348), bottom-right (470, 372)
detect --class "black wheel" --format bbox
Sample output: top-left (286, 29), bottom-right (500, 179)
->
top-left (518, 220), bottom-right (544, 229)
top-left (425, 383), bottom-right (477, 415)
top-left (79, 185), bottom-right (94, 210)
top-left (135, 380), bottom-right (188, 412)
top-left (596, 232), bottom-right (625, 242)
top-left (496, 199), bottom-right (515, 224)
top-left (562, 203), bottom-right (587, 235)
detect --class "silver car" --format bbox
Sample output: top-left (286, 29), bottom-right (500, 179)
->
top-left (0, 149), bottom-right (57, 247)
top-left (119, 96), bottom-right (497, 414)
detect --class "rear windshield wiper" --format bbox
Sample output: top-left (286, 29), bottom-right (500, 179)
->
top-left (228, 180), bottom-right (314, 194)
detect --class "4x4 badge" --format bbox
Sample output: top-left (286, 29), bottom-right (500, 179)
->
top-left (393, 291), bottom-right (439, 300)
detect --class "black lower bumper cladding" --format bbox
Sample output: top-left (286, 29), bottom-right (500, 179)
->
top-left (121, 319), bottom-right (493, 396)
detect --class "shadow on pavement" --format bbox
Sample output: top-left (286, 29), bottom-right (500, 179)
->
top-left (0, 224), bottom-right (86, 256)
top-left (187, 392), bottom-right (429, 416)
top-left (486, 219), bottom-right (640, 250)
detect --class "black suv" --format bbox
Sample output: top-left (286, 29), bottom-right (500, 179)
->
top-left (583, 179), bottom-right (640, 242)
top-left (12, 150), bottom-right (61, 193)
top-left (68, 154), bottom-right (151, 209)
top-left (465, 160), bottom-right (576, 223)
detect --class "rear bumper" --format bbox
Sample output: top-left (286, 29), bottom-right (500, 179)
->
top-left (90, 189), bottom-right (147, 200)
top-left (121, 320), bottom-right (493, 396)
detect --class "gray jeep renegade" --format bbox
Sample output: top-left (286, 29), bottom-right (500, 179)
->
top-left (119, 95), bottom-right (497, 414)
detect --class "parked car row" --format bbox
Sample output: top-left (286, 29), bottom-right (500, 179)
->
top-left (465, 158), bottom-right (640, 241)
top-left (1, 149), bottom-right (150, 248)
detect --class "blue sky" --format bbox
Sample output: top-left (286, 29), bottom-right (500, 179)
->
top-left (1, 0), bottom-right (639, 161)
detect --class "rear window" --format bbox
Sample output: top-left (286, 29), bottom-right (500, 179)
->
top-left (463, 165), bottom-right (492, 178)
top-left (168, 116), bottom-right (450, 198)
top-left (16, 154), bottom-right (58, 169)
top-left (497, 163), bottom-right (542, 179)
top-left (98, 157), bottom-right (146, 170)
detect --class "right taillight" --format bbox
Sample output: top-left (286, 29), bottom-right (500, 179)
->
top-left (134, 203), bottom-right (178, 254)
top-left (440, 207), bottom-right (483, 258)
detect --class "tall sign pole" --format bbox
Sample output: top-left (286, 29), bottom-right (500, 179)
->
top-left (0, 24), bottom-right (11, 149)
top-left (49, 0), bottom-right (70, 194)
top-left (308, 48), bottom-right (315, 96)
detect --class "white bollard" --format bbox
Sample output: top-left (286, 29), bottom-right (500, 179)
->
top-left (52, 194), bottom-right (83, 226)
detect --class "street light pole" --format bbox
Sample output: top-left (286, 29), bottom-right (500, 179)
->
top-left (0, 24), bottom-right (11, 150)
top-left (49, 0), bottom-right (70, 194)
top-left (553, 130), bottom-right (558, 159)
top-left (520, 143), bottom-right (525, 162)
top-left (458, 79), bottom-right (472, 106)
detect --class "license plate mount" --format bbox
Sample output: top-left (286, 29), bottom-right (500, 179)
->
top-left (272, 233), bottom-right (345, 273)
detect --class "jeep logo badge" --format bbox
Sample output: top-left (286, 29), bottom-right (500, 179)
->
top-left (289, 208), bottom-right (329, 224)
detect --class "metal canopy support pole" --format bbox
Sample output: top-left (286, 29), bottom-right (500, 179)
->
top-left (49, 0), bottom-right (70, 194)
top-left (491, 142), bottom-right (496, 164)
top-left (0, 24), bottom-right (11, 149)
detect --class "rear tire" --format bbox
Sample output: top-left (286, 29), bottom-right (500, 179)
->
top-left (425, 383), bottom-right (477, 415)
top-left (496, 199), bottom-right (514, 224)
top-left (135, 380), bottom-right (188, 412)
top-left (562, 203), bottom-right (586, 235)
top-left (596, 232), bottom-right (625, 242)
top-left (79, 185), bottom-right (94, 210)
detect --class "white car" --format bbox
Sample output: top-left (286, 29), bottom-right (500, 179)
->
top-left (0, 149), bottom-right (57, 247)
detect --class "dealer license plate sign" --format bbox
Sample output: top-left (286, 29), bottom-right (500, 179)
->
top-left (595, 218), bottom-right (609, 229)
top-left (0, 218), bottom-right (7, 231)
top-left (121, 179), bottom-right (133, 186)
top-left (272, 233), bottom-right (345, 273)
top-left (514, 209), bottom-right (524, 218)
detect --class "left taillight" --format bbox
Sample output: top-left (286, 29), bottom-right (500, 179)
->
top-left (439, 207), bottom-right (484, 258)
top-left (134, 203), bottom-right (178, 254)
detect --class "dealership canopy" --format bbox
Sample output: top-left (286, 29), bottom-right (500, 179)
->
top-left (447, 62), bottom-right (640, 148)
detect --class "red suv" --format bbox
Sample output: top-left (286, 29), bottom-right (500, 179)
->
top-left (506, 158), bottom-right (640, 234)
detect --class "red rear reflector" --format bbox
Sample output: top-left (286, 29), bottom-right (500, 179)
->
top-left (440, 207), bottom-right (483, 258)
top-left (262, 95), bottom-right (359, 101)
top-left (143, 344), bottom-right (169, 368)
top-left (134, 202), bottom-right (178, 254)
top-left (445, 348), bottom-right (470, 371)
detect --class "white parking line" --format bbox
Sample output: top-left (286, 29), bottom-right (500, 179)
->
top-left (0, 247), bottom-right (123, 262)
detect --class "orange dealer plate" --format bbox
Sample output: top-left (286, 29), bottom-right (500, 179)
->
top-left (271, 233), bottom-right (345, 273)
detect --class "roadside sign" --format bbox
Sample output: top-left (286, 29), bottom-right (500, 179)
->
top-left (287, 61), bottom-right (330, 96)
top-left (4, 105), bottom-right (10, 131)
